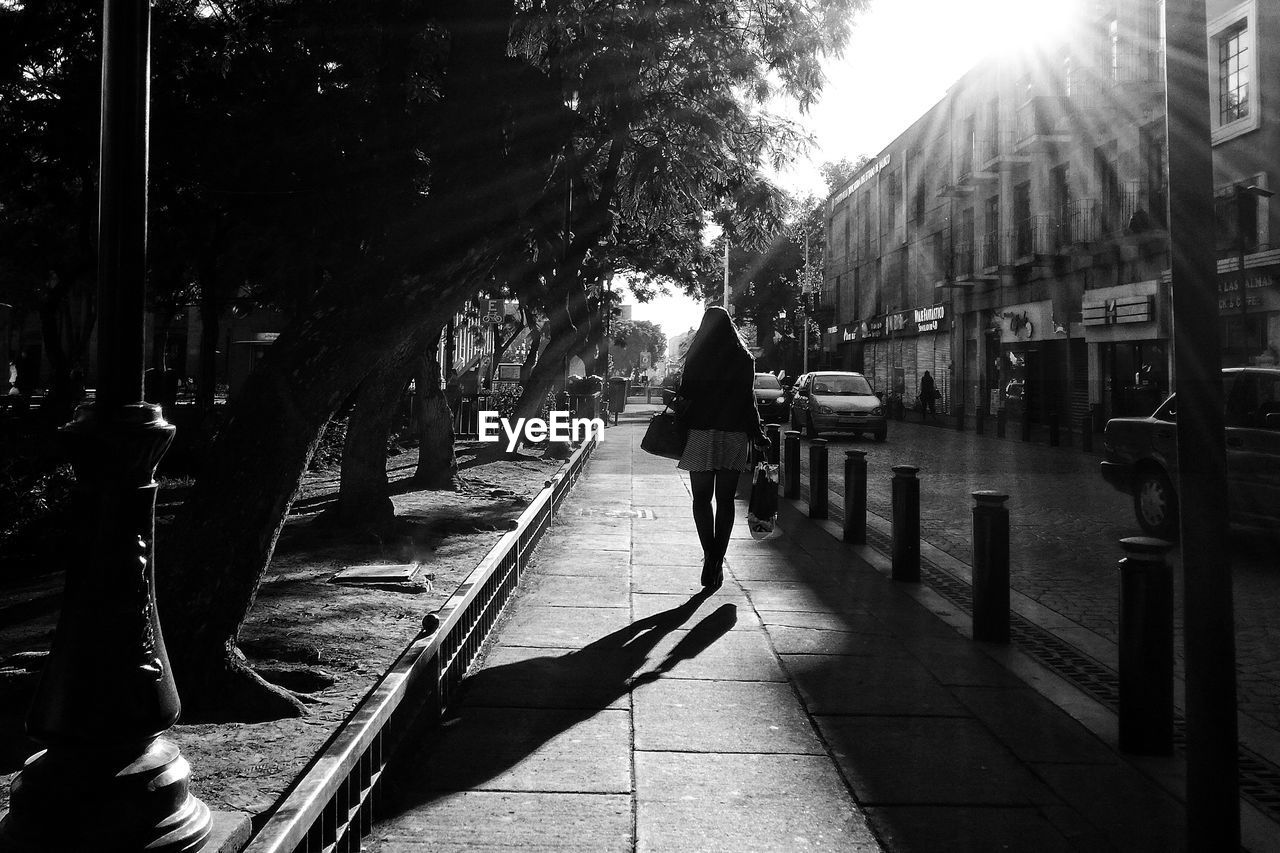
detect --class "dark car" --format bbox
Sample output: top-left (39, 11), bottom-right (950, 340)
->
top-left (1100, 367), bottom-right (1280, 538)
top-left (754, 373), bottom-right (789, 424)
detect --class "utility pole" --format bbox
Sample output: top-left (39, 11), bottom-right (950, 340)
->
top-left (1164, 0), bottom-right (1239, 846)
top-left (723, 238), bottom-right (730, 312)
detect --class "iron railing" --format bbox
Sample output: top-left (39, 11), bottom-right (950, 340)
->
top-left (243, 435), bottom-right (598, 853)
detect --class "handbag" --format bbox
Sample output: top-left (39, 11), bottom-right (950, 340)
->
top-left (747, 461), bottom-right (780, 539)
top-left (641, 405), bottom-right (688, 460)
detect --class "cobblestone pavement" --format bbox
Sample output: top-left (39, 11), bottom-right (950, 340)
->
top-left (792, 418), bottom-right (1280, 736)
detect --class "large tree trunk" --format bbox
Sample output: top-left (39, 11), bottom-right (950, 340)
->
top-left (414, 327), bottom-right (456, 488)
top-left (333, 362), bottom-right (412, 526)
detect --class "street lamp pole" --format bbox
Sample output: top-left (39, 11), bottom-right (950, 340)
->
top-left (1165, 0), bottom-right (1239, 846)
top-left (0, 2), bottom-right (210, 850)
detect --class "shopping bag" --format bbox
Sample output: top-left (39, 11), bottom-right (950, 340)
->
top-left (641, 409), bottom-right (687, 460)
top-left (747, 461), bottom-right (781, 539)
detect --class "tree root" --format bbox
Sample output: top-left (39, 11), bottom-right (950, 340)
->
top-left (175, 653), bottom-right (310, 723)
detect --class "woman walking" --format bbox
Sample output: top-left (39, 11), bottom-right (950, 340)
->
top-left (678, 307), bottom-right (767, 589)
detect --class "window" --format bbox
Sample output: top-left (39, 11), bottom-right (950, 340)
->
top-left (1208, 2), bottom-right (1259, 143)
top-left (1218, 23), bottom-right (1248, 124)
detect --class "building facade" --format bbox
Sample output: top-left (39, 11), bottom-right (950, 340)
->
top-left (823, 0), bottom-right (1277, 429)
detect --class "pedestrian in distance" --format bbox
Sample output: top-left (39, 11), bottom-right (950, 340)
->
top-left (677, 307), bottom-right (768, 589)
top-left (920, 370), bottom-right (937, 421)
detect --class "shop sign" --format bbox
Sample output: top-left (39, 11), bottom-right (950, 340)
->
top-left (913, 304), bottom-right (946, 332)
top-left (1001, 310), bottom-right (1035, 339)
top-left (886, 312), bottom-right (909, 333)
top-left (841, 323), bottom-right (860, 342)
top-left (997, 301), bottom-right (1054, 343)
top-left (1082, 295), bottom-right (1153, 326)
top-left (865, 318), bottom-right (886, 339)
top-left (1217, 272), bottom-right (1277, 312)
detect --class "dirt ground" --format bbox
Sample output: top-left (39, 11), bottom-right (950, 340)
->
top-left (0, 440), bottom-right (566, 825)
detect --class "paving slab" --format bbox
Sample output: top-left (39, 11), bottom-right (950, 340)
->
top-left (394, 707), bottom-right (631, 795)
top-left (635, 752), bottom-right (880, 852)
top-left (1033, 763), bottom-right (1188, 852)
top-left (633, 679), bottom-right (826, 755)
top-left (785, 653), bottom-right (968, 716)
top-left (494, 604), bottom-right (633, 649)
top-left (816, 716), bottom-right (1057, 806)
top-left (950, 686), bottom-right (1118, 765)
top-left (453, 644), bottom-right (631, 711)
top-left (530, 548), bottom-right (630, 576)
top-left (640, 623), bottom-right (788, 682)
top-left (515, 573), bottom-right (631, 608)
top-left (373, 791), bottom-right (632, 852)
top-left (863, 805), bottom-right (1081, 853)
top-left (630, 591), bottom-right (759, 630)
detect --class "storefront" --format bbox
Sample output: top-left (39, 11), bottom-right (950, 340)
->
top-left (855, 304), bottom-right (952, 411)
top-left (1082, 280), bottom-right (1171, 420)
top-left (988, 299), bottom-right (1071, 424)
top-left (1217, 266), bottom-right (1280, 369)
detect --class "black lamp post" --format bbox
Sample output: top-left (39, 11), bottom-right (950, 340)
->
top-left (0, 2), bottom-right (210, 850)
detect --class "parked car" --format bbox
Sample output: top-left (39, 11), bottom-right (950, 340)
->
top-left (1100, 367), bottom-right (1280, 538)
top-left (789, 371), bottom-right (886, 441)
top-left (754, 373), bottom-right (789, 424)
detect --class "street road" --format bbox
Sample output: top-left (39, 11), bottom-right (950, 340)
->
top-left (790, 417), bottom-right (1280, 736)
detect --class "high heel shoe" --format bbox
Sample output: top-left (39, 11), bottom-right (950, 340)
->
top-left (700, 557), bottom-right (723, 590)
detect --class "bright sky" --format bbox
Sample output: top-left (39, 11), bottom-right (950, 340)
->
top-left (627, 0), bottom-right (1081, 346)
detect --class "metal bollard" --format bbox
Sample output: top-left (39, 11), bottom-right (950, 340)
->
top-left (971, 492), bottom-right (1010, 643)
top-left (976, 407), bottom-right (985, 436)
top-left (1020, 411), bottom-right (1032, 442)
top-left (766, 423), bottom-right (781, 465)
top-left (891, 465), bottom-right (920, 582)
top-left (809, 439), bottom-right (829, 519)
top-left (843, 450), bottom-right (867, 544)
top-left (783, 430), bottom-right (801, 499)
top-left (1048, 411), bottom-right (1060, 446)
top-left (1118, 537), bottom-right (1175, 755)
top-left (1081, 413), bottom-right (1093, 452)
top-left (954, 404), bottom-right (965, 431)
top-left (995, 408), bottom-right (1006, 438)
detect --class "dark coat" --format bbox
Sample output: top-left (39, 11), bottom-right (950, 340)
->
top-left (678, 308), bottom-right (765, 442)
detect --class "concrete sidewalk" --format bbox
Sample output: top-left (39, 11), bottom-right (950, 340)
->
top-left (369, 420), bottom-right (1188, 852)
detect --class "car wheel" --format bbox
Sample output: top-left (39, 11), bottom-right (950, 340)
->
top-left (806, 415), bottom-right (821, 440)
top-left (1134, 470), bottom-right (1179, 539)
top-left (873, 429), bottom-right (886, 442)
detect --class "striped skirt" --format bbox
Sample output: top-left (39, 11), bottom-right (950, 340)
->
top-left (678, 429), bottom-right (752, 473)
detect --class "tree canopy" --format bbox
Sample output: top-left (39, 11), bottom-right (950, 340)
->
top-left (2, 0), bottom-right (868, 718)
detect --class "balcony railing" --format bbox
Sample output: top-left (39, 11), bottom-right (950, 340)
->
top-left (1058, 199), bottom-right (1099, 246)
top-left (978, 231), bottom-right (1003, 270)
top-left (1013, 215), bottom-right (1056, 259)
top-left (1119, 183), bottom-right (1168, 234)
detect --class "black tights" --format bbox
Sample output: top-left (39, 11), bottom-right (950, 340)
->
top-left (689, 469), bottom-right (740, 570)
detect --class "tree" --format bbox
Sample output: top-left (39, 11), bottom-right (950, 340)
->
top-left (607, 319), bottom-right (665, 376)
top-left (9, 0), bottom-right (866, 718)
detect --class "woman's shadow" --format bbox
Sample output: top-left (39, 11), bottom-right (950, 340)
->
top-left (379, 590), bottom-right (737, 815)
